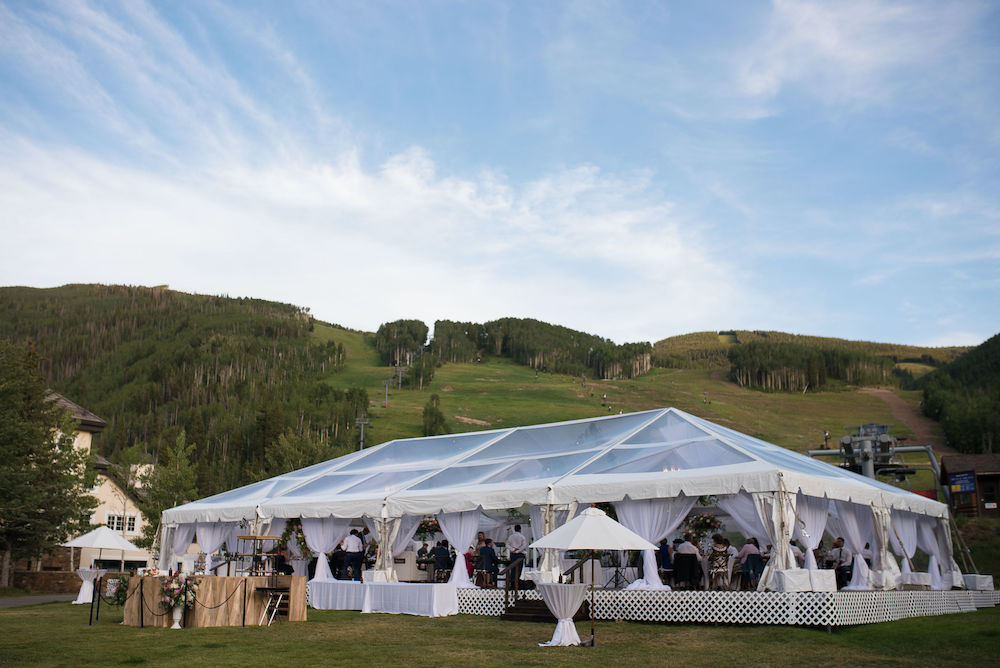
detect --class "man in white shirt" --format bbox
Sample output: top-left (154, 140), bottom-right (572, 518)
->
top-left (341, 529), bottom-right (364, 581)
top-left (506, 525), bottom-right (527, 580)
top-left (828, 537), bottom-right (853, 589)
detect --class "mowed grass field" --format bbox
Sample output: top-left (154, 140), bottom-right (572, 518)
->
top-left (312, 323), bottom-right (923, 456)
top-left (3, 602), bottom-right (997, 667)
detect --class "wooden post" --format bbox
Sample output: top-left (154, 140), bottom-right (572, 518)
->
top-left (88, 574), bottom-right (96, 626)
top-left (241, 578), bottom-right (247, 627)
top-left (139, 578), bottom-right (144, 628)
top-left (95, 574), bottom-right (102, 621)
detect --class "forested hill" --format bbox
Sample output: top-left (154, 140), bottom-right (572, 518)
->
top-left (0, 285), bottom-right (364, 494)
top-left (920, 333), bottom-right (1000, 454)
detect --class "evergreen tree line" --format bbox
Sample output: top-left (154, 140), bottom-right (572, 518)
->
top-left (919, 332), bottom-right (1000, 454)
top-left (727, 341), bottom-right (895, 392)
top-left (431, 318), bottom-right (652, 380)
top-left (0, 285), bottom-right (366, 496)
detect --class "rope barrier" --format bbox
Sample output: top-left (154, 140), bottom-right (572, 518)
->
top-left (191, 582), bottom-right (245, 610)
top-left (139, 590), bottom-right (171, 618)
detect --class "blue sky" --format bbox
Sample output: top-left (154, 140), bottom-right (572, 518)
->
top-left (1, 1), bottom-right (997, 347)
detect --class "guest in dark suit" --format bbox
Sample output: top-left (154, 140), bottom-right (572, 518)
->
top-left (479, 538), bottom-right (499, 587)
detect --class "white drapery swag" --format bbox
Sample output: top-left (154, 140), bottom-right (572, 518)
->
top-left (614, 495), bottom-right (696, 589)
top-left (890, 509), bottom-right (919, 574)
top-left (753, 490), bottom-right (796, 591)
top-left (792, 492), bottom-right (828, 570)
top-left (438, 510), bottom-right (481, 588)
top-left (302, 517), bottom-right (352, 582)
top-left (834, 500), bottom-right (873, 590)
top-left (195, 522), bottom-right (232, 575)
top-left (171, 523), bottom-right (196, 570)
top-left (936, 518), bottom-right (961, 589)
top-left (366, 515), bottom-right (422, 581)
top-left (717, 492), bottom-right (770, 547)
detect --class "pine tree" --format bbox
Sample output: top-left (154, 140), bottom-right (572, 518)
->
top-left (135, 430), bottom-right (198, 553)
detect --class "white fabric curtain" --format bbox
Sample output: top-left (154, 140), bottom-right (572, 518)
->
top-left (529, 504), bottom-right (580, 579)
top-left (792, 492), bottom-right (828, 570)
top-left (392, 515), bottom-right (422, 557)
top-left (437, 509), bottom-right (481, 588)
top-left (614, 495), bottom-right (696, 589)
top-left (302, 517), bottom-right (352, 582)
top-left (870, 504), bottom-right (899, 590)
top-left (171, 523), bottom-right (196, 568)
top-left (752, 491), bottom-right (796, 591)
top-left (915, 517), bottom-right (942, 589)
top-left (834, 500), bottom-right (873, 590)
top-left (195, 522), bottom-right (230, 575)
top-left (718, 492), bottom-right (770, 546)
top-left (891, 510), bottom-right (919, 575)
top-left (935, 518), bottom-right (958, 589)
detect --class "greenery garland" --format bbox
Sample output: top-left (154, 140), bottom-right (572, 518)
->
top-left (276, 519), bottom-right (311, 557)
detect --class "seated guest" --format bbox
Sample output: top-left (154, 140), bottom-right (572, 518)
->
top-left (737, 537), bottom-right (763, 589)
top-left (417, 543), bottom-right (430, 571)
top-left (433, 540), bottom-right (452, 579)
top-left (672, 533), bottom-right (701, 590)
top-left (274, 546), bottom-right (295, 576)
top-left (478, 538), bottom-right (499, 587)
top-left (464, 545), bottom-right (475, 577)
top-left (707, 534), bottom-right (730, 591)
top-left (790, 539), bottom-right (804, 567)
top-left (724, 537), bottom-right (738, 558)
top-left (658, 537), bottom-right (673, 574)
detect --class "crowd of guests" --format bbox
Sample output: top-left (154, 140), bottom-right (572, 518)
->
top-left (655, 533), bottom-right (858, 590)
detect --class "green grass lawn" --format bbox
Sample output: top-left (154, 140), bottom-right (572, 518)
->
top-left (2, 602), bottom-right (996, 667)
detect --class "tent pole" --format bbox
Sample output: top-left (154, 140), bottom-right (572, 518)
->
top-left (590, 559), bottom-right (596, 647)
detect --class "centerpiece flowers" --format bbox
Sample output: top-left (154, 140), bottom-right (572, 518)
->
top-left (683, 512), bottom-right (724, 542)
top-left (161, 572), bottom-right (199, 629)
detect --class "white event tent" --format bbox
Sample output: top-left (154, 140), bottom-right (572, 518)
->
top-left (160, 407), bottom-right (957, 591)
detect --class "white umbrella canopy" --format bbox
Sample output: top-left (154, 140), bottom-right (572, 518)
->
top-left (63, 525), bottom-right (141, 551)
top-left (529, 507), bottom-right (656, 551)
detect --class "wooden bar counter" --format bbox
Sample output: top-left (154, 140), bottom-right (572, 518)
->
top-left (123, 575), bottom-right (306, 627)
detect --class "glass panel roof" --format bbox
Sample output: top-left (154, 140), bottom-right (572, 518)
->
top-left (337, 431), bottom-right (501, 472)
top-left (580, 438), bottom-right (753, 474)
top-left (408, 462), bottom-right (514, 491)
top-left (338, 469), bottom-right (436, 495)
top-left (465, 411), bottom-right (657, 462)
top-left (623, 410), bottom-right (709, 445)
top-left (479, 451), bottom-right (595, 484)
top-left (269, 473), bottom-right (372, 499)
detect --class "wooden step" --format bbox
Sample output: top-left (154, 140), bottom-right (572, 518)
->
top-left (500, 598), bottom-right (590, 623)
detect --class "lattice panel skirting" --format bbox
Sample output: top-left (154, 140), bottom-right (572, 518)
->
top-left (457, 588), bottom-right (996, 627)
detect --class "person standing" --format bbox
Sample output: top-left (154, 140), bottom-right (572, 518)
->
top-left (506, 524), bottom-right (527, 580)
top-left (341, 529), bottom-right (364, 581)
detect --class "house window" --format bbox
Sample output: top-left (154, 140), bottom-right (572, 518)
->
top-left (126, 516), bottom-right (137, 533)
top-left (107, 514), bottom-right (124, 532)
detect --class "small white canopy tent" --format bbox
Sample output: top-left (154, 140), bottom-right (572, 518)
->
top-left (161, 408), bottom-right (954, 590)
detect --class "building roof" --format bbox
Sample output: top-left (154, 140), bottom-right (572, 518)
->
top-left (47, 392), bottom-right (106, 433)
top-left (940, 454), bottom-right (1000, 480)
top-left (163, 407), bottom-right (947, 525)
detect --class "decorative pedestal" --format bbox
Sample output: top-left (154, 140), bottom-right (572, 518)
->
top-left (170, 604), bottom-right (183, 629)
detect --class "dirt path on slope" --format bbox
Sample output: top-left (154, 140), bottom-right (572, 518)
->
top-left (858, 387), bottom-right (954, 454)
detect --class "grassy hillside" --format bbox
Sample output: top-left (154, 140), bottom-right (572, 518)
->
top-left (654, 329), bottom-right (968, 370)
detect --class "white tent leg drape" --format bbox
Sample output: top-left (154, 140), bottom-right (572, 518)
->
top-left (870, 504), bottom-right (900, 590)
top-left (935, 518), bottom-right (960, 589)
top-left (891, 509), bottom-right (919, 575)
top-left (834, 501), bottom-right (873, 590)
top-left (170, 523), bottom-right (196, 572)
top-left (438, 510), bottom-right (481, 588)
top-left (752, 490), bottom-right (795, 591)
top-left (302, 517), bottom-right (352, 582)
top-left (529, 504), bottom-right (580, 581)
top-left (195, 522), bottom-right (231, 575)
top-left (615, 495), bottom-right (696, 589)
top-left (792, 492), bottom-right (828, 570)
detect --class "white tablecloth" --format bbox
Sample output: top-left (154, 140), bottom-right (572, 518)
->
top-left (773, 568), bottom-right (812, 592)
top-left (964, 574), bottom-right (995, 591)
top-left (73, 568), bottom-right (106, 605)
top-left (361, 582), bottom-right (458, 617)
top-left (308, 579), bottom-right (366, 610)
top-left (900, 572), bottom-right (932, 588)
top-left (291, 559), bottom-right (310, 578)
top-left (536, 583), bottom-right (588, 647)
top-left (809, 569), bottom-right (837, 591)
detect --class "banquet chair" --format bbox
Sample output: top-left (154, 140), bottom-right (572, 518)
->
top-left (743, 553), bottom-right (764, 590)
top-left (672, 553), bottom-right (700, 590)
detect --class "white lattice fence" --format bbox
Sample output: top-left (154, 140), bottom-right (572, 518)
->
top-left (458, 588), bottom-right (994, 627)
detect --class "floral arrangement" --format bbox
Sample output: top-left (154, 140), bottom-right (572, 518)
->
top-left (106, 575), bottom-right (129, 606)
top-left (415, 517), bottom-right (440, 541)
top-left (160, 572), bottom-right (199, 610)
top-left (277, 519), bottom-right (311, 557)
top-left (141, 567), bottom-right (160, 577)
top-left (683, 512), bottom-right (724, 540)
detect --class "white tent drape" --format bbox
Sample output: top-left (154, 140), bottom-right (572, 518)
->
top-left (935, 518), bottom-right (959, 589)
top-left (392, 515), bottom-right (422, 557)
top-left (438, 510), bottom-right (481, 588)
top-left (718, 492), bottom-right (770, 546)
top-left (171, 523), bottom-right (196, 569)
top-left (891, 510), bottom-right (919, 575)
top-left (834, 500), bottom-right (873, 590)
top-left (792, 492), bottom-right (828, 570)
top-left (870, 504), bottom-right (900, 590)
top-left (302, 517), bottom-right (352, 582)
top-left (529, 504), bottom-right (580, 580)
top-left (752, 491), bottom-right (795, 590)
top-left (615, 495), bottom-right (696, 589)
top-left (195, 522), bottom-right (230, 575)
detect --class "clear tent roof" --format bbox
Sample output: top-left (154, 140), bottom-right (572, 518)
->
top-left (162, 407), bottom-right (947, 524)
